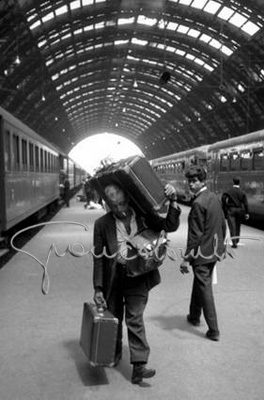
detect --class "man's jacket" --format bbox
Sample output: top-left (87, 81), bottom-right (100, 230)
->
top-left (185, 189), bottom-right (226, 266)
top-left (93, 204), bottom-right (181, 300)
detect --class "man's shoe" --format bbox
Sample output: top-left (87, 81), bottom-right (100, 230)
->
top-left (187, 314), bottom-right (200, 326)
top-left (206, 330), bottom-right (220, 341)
top-left (131, 364), bottom-right (156, 384)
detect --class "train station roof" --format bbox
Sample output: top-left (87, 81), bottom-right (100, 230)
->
top-left (1, 0), bottom-right (264, 159)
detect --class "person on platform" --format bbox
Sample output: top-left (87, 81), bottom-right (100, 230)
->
top-left (221, 177), bottom-right (249, 248)
top-left (84, 177), bottom-right (92, 209)
top-left (92, 182), bottom-right (181, 384)
top-left (63, 178), bottom-right (70, 207)
top-left (180, 165), bottom-right (226, 342)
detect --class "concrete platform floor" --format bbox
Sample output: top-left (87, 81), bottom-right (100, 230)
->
top-left (1, 196), bottom-right (264, 400)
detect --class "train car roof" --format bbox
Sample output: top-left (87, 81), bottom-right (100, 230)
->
top-left (208, 130), bottom-right (264, 152)
top-left (0, 106), bottom-right (60, 154)
top-left (151, 145), bottom-right (210, 164)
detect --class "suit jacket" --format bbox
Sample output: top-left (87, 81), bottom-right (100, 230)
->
top-left (222, 186), bottom-right (249, 215)
top-left (185, 189), bottom-right (226, 266)
top-left (93, 204), bottom-right (181, 300)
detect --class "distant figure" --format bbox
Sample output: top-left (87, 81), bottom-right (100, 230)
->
top-left (63, 178), bottom-right (70, 207)
top-left (84, 177), bottom-right (92, 209)
top-left (180, 165), bottom-right (226, 342)
top-left (221, 177), bottom-right (249, 248)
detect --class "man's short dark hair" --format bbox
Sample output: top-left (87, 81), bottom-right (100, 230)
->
top-left (185, 165), bottom-right (207, 182)
top-left (233, 177), bottom-right (240, 185)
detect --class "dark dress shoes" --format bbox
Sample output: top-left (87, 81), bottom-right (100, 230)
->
top-left (131, 364), bottom-right (156, 384)
top-left (187, 314), bottom-right (200, 326)
top-left (206, 330), bottom-right (220, 341)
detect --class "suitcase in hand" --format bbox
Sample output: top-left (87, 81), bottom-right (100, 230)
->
top-left (91, 155), bottom-right (167, 215)
top-left (80, 302), bottom-right (118, 367)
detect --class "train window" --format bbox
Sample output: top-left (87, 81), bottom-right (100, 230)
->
top-left (44, 150), bottom-right (47, 172)
top-left (240, 150), bottom-right (252, 171)
top-left (52, 154), bottom-right (56, 173)
top-left (49, 154), bottom-right (52, 173)
top-left (253, 148), bottom-right (264, 170)
top-left (40, 148), bottom-right (44, 172)
top-left (35, 145), bottom-right (39, 172)
top-left (206, 157), bottom-right (212, 172)
top-left (48, 153), bottom-right (51, 173)
top-left (63, 157), bottom-right (67, 172)
top-left (4, 130), bottom-right (11, 171)
top-left (21, 139), bottom-right (28, 171)
top-left (12, 134), bottom-right (20, 171)
top-left (230, 152), bottom-right (240, 171)
top-left (29, 142), bottom-right (34, 171)
top-left (199, 157), bottom-right (207, 167)
top-left (220, 154), bottom-right (229, 171)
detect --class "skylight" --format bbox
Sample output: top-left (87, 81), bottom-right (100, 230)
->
top-left (70, 1), bottom-right (81, 10)
top-left (118, 17), bottom-right (135, 25)
top-left (169, 0), bottom-right (260, 37)
top-left (131, 38), bottom-right (148, 46)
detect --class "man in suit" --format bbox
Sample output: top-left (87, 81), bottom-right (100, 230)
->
top-left (63, 178), bottom-right (70, 207)
top-left (221, 177), bottom-right (249, 248)
top-left (180, 165), bottom-right (226, 341)
top-left (93, 182), bottom-right (181, 384)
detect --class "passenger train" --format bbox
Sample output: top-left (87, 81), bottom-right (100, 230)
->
top-left (152, 130), bottom-right (264, 224)
top-left (0, 106), bottom-right (86, 236)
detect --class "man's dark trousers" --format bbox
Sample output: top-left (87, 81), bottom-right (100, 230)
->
top-left (107, 265), bottom-right (150, 364)
top-left (190, 262), bottom-right (219, 334)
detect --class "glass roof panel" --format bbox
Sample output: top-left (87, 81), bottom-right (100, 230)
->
top-left (138, 16), bottom-right (157, 26)
top-left (114, 40), bottom-right (129, 46)
top-left (131, 38), bottom-right (148, 46)
top-left (42, 12), bottom-right (55, 23)
top-left (30, 20), bottom-right (41, 30)
top-left (70, 1), bottom-right (81, 10)
top-left (167, 22), bottom-right (178, 30)
top-left (229, 12), bottom-right (247, 28)
top-left (203, 1), bottom-right (221, 14)
top-left (177, 25), bottom-right (189, 34)
top-left (84, 25), bottom-right (93, 31)
top-left (175, 49), bottom-right (186, 56)
top-left (241, 21), bottom-right (260, 35)
top-left (179, 0), bottom-right (192, 5)
top-left (191, 0), bottom-right (207, 10)
top-left (188, 28), bottom-right (200, 38)
top-left (200, 33), bottom-right (211, 43)
top-left (210, 38), bottom-right (221, 49)
top-left (221, 45), bottom-right (233, 56)
top-left (95, 22), bottom-right (105, 29)
top-left (194, 58), bottom-right (204, 66)
top-left (118, 17), bottom-right (135, 25)
top-left (55, 5), bottom-right (68, 16)
top-left (218, 7), bottom-right (234, 21)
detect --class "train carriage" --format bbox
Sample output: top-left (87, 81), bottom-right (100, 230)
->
top-left (151, 130), bottom-right (264, 224)
top-left (0, 106), bottom-right (87, 235)
top-left (207, 130), bottom-right (264, 222)
top-left (151, 145), bottom-right (209, 203)
top-left (0, 106), bottom-right (60, 233)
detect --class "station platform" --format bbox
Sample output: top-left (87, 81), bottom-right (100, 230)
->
top-left (1, 194), bottom-right (264, 400)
